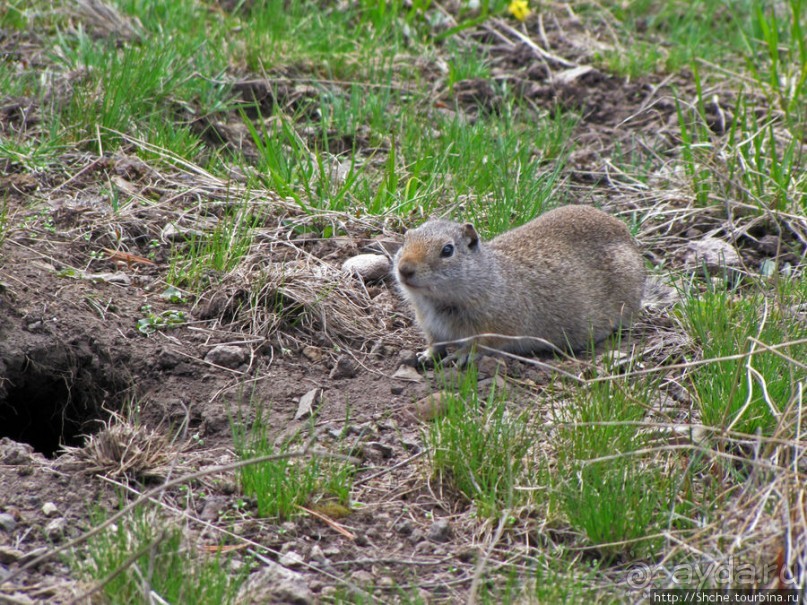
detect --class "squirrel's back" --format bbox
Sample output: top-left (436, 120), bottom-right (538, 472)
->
top-left (395, 205), bottom-right (645, 359)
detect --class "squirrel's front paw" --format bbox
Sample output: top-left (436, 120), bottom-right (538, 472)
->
top-left (416, 348), bottom-right (437, 368)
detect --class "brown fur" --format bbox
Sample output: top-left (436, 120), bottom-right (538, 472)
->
top-left (394, 205), bottom-right (645, 360)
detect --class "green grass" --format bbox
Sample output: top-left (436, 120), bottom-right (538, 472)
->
top-left (678, 275), bottom-right (807, 435)
top-left (73, 506), bottom-right (246, 605)
top-left (674, 67), bottom-right (806, 212)
top-left (553, 369), bottom-right (678, 561)
top-left (587, 0), bottom-right (806, 77)
top-left (232, 407), bottom-right (355, 520)
top-left (424, 364), bottom-right (541, 519)
top-left (245, 93), bottom-right (573, 229)
top-left (167, 201), bottom-right (261, 290)
top-left (6, 0), bottom-right (807, 599)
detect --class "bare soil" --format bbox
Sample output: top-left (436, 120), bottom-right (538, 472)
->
top-left (1, 6), bottom-right (804, 605)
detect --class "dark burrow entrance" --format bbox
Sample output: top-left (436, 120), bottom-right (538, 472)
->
top-left (0, 336), bottom-right (130, 458)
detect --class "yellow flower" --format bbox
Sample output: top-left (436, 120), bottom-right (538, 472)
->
top-left (507, 0), bottom-right (532, 22)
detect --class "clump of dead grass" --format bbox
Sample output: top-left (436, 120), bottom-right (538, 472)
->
top-left (61, 412), bottom-right (189, 482)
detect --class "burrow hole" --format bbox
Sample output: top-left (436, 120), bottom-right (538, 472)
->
top-left (0, 340), bottom-right (128, 458)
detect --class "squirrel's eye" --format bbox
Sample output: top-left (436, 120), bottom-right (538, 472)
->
top-left (440, 244), bottom-right (454, 258)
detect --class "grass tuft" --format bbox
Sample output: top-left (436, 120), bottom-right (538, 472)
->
top-left (73, 506), bottom-right (246, 605)
top-left (232, 406), bottom-right (354, 520)
top-left (424, 364), bottom-right (539, 519)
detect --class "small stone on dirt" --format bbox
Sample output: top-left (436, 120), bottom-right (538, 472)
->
top-left (477, 356), bottom-right (506, 379)
top-left (366, 441), bottom-right (394, 459)
top-left (756, 234), bottom-right (781, 256)
top-left (205, 345), bottom-right (248, 369)
top-left (397, 349), bottom-right (419, 368)
top-left (309, 544), bottom-right (332, 566)
top-left (393, 365), bottom-right (423, 382)
top-left (329, 354), bottom-right (358, 379)
top-left (161, 222), bottom-right (207, 243)
top-left (279, 550), bottom-right (304, 567)
top-left (200, 496), bottom-right (228, 522)
top-left (0, 546), bottom-right (23, 565)
top-left (44, 517), bottom-right (66, 541)
top-left (394, 519), bottom-right (414, 536)
top-left (427, 519), bottom-right (452, 543)
top-left (414, 392), bottom-right (452, 422)
top-left (0, 439), bottom-right (35, 465)
top-left (477, 375), bottom-right (506, 391)
top-left (295, 388), bottom-right (323, 420)
top-left (82, 271), bottom-right (131, 285)
top-left (341, 254), bottom-right (391, 282)
top-left (680, 238), bottom-right (740, 274)
top-left (350, 569), bottom-right (374, 584)
top-left (302, 346), bottom-right (324, 362)
top-left (0, 513), bottom-right (16, 533)
top-left (237, 560), bottom-right (312, 605)
top-left (42, 502), bottom-right (59, 517)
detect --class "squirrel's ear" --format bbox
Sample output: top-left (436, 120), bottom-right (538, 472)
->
top-left (461, 223), bottom-right (479, 250)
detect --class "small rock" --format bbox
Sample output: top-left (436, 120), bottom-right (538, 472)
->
top-left (427, 519), bottom-right (452, 543)
top-left (414, 540), bottom-right (437, 555)
top-left (200, 496), bottom-right (228, 522)
top-left (397, 349), bottom-right (419, 368)
top-left (393, 365), bottom-right (423, 382)
top-left (477, 356), bottom-right (506, 379)
top-left (549, 64), bottom-right (594, 85)
top-left (0, 513), bottom-right (17, 533)
top-left (680, 238), bottom-right (741, 274)
top-left (378, 576), bottom-right (396, 588)
top-left (329, 354), bottom-right (358, 380)
top-left (757, 234), bottom-right (781, 256)
top-left (204, 345), bottom-right (248, 369)
top-left (237, 560), bottom-right (312, 605)
top-left (341, 254), bottom-right (391, 282)
top-left (295, 388), bottom-right (323, 421)
top-left (0, 439), bottom-right (34, 465)
top-left (44, 517), bottom-right (67, 541)
top-left (309, 544), bottom-right (328, 565)
top-left (279, 550), bottom-right (304, 568)
top-left (0, 546), bottom-right (23, 565)
top-left (477, 375), bottom-right (506, 391)
top-left (302, 346), bottom-right (324, 362)
top-left (354, 533), bottom-right (370, 547)
top-left (42, 502), bottom-right (59, 517)
top-left (161, 222), bottom-right (207, 243)
top-left (401, 439), bottom-right (421, 453)
top-left (366, 441), bottom-right (394, 459)
top-left (82, 272), bottom-right (131, 285)
top-left (370, 341), bottom-right (397, 359)
top-left (350, 570), bottom-right (374, 584)
top-left (390, 384), bottom-right (405, 395)
top-left (394, 519), bottom-right (414, 536)
top-left (414, 392), bottom-right (453, 422)
top-left (457, 546), bottom-right (479, 562)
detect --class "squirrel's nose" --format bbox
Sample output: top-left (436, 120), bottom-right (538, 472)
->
top-left (397, 261), bottom-right (415, 280)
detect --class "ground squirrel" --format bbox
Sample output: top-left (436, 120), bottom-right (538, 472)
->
top-left (394, 204), bottom-right (645, 363)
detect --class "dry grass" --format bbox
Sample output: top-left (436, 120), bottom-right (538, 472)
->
top-left (61, 412), bottom-right (190, 481)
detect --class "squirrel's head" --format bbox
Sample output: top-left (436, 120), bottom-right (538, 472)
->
top-left (395, 219), bottom-right (481, 294)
